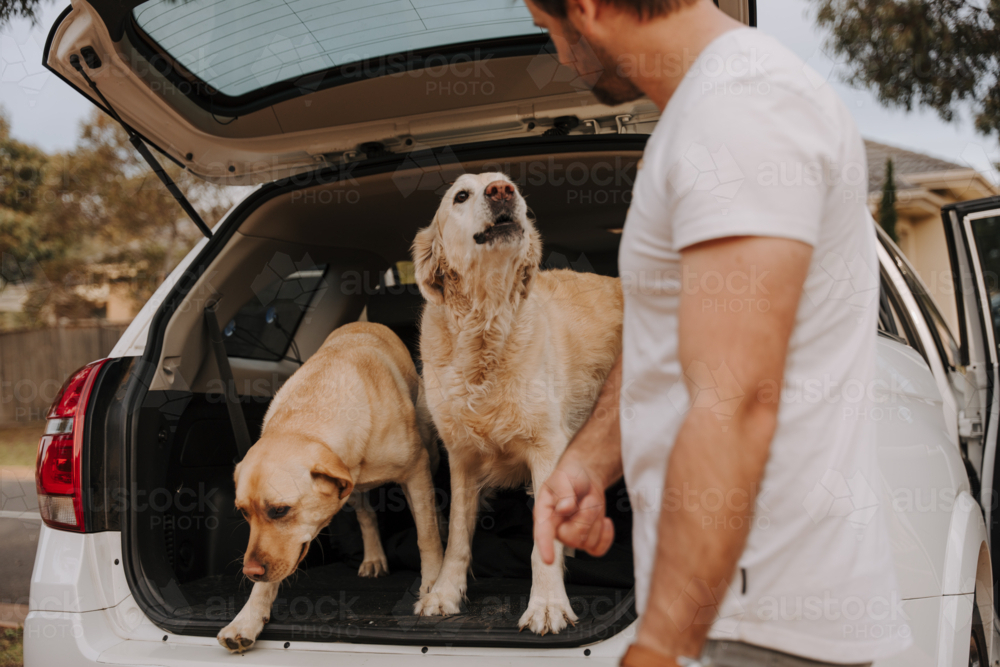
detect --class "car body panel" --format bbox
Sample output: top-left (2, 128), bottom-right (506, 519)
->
top-left (940, 492), bottom-right (989, 597)
top-left (873, 338), bottom-right (971, 601)
top-left (30, 527), bottom-right (127, 613)
top-left (877, 238), bottom-right (960, 445)
top-left (875, 595), bottom-right (973, 667)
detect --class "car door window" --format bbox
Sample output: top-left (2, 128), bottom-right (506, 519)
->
top-left (223, 265), bottom-right (328, 363)
top-left (965, 214), bottom-right (1000, 353)
top-left (877, 275), bottom-right (903, 342)
top-left (881, 236), bottom-right (959, 370)
top-left (877, 267), bottom-right (927, 358)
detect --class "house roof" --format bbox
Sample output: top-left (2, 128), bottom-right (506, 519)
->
top-left (865, 139), bottom-right (965, 193)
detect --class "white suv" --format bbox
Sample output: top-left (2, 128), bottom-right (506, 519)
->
top-left (27, 0), bottom-right (999, 665)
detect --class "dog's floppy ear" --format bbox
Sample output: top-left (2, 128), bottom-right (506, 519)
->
top-left (412, 225), bottom-right (446, 304)
top-left (310, 446), bottom-right (354, 500)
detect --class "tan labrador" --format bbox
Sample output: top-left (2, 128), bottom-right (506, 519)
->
top-left (411, 173), bottom-right (623, 634)
top-left (217, 322), bottom-right (443, 652)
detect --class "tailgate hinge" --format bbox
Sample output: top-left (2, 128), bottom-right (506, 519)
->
top-left (615, 114), bottom-right (633, 134)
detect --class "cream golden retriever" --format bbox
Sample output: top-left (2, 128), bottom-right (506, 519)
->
top-left (217, 322), bottom-right (442, 652)
top-left (411, 172), bottom-right (623, 634)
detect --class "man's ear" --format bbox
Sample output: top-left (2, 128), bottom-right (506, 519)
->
top-left (412, 224), bottom-right (446, 304)
top-left (310, 446), bottom-right (354, 500)
top-left (565, 0), bottom-right (603, 40)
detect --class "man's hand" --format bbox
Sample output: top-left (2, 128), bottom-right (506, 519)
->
top-left (533, 355), bottom-right (624, 565)
top-left (534, 455), bottom-right (615, 564)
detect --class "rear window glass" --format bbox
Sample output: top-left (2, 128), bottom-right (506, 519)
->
top-left (132, 0), bottom-right (543, 97)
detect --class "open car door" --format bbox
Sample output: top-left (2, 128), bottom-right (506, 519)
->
top-left (942, 195), bottom-right (1000, 579)
top-left (43, 0), bottom-right (755, 185)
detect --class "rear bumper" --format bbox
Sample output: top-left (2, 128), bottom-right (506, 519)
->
top-left (26, 529), bottom-right (631, 665)
top-left (23, 609), bottom-right (624, 667)
top-left (23, 594), bottom-right (974, 666)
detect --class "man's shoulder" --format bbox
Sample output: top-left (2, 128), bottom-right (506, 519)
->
top-left (661, 29), bottom-right (859, 154)
top-left (686, 28), bottom-right (843, 112)
top-left (705, 29), bottom-right (809, 83)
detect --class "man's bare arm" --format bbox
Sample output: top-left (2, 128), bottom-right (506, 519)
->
top-left (534, 355), bottom-right (623, 564)
top-left (634, 236), bottom-right (812, 662)
top-left (562, 354), bottom-right (623, 483)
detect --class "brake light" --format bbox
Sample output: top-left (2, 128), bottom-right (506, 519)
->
top-left (35, 359), bottom-right (108, 532)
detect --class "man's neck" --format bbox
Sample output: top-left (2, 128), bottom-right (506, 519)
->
top-left (612, 1), bottom-right (744, 110)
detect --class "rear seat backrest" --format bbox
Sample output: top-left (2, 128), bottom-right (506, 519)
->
top-left (364, 285), bottom-right (425, 365)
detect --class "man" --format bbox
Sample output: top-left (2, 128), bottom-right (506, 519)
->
top-left (526, 0), bottom-right (910, 665)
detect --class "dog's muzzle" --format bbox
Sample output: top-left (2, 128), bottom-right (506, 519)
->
top-left (475, 181), bottom-right (522, 245)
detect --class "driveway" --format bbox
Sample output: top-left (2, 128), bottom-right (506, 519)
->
top-left (0, 467), bottom-right (39, 628)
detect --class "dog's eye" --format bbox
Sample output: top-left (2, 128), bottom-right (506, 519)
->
top-left (268, 506), bottom-right (291, 520)
top-left (453, 190), bottom-right (469, 204)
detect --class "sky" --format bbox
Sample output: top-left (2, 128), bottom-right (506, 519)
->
top-left (0, 0), bottom-right (997, 186)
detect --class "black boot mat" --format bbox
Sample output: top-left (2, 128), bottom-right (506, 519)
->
top-left (159, 482), bottom-right (635, 641)
top-left (173, 564), bottom-right (634, 635)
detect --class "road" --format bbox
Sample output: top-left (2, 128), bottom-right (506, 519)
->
top-left (0, 468), bottom-right (40, 615)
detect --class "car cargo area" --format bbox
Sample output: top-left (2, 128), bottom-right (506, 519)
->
top-left (126, 145), bottom-right (643, 647)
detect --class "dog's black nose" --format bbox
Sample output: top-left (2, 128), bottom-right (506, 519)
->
top-left (485, 180), bottom-right (515, 203)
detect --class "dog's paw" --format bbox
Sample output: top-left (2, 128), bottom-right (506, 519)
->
top-left (217, 613), bottom-right (266, 653)
top-left (517, 597), bottom-right (578, 635)
top-left (413, 584), bottom-right (463, 616)
top-left (418, 574), bottom-right (437, 596)
top-left (358, 556), bottom-right (389, 578)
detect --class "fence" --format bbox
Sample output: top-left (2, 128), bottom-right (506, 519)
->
top-left (0, 323), bottom-right (128, 426)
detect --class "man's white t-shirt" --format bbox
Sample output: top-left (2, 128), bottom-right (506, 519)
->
top-left (618, 28), bottom-right (910, 662)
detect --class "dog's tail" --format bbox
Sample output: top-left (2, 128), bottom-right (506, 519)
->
top-left (415, 379), bottom-right (440, 474)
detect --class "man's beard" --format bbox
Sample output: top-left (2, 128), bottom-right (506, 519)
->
top-left (562, 20), bottom-right (643, 106)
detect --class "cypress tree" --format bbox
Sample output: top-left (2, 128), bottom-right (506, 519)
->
top-left (879, 158), bottom-right (898, 243)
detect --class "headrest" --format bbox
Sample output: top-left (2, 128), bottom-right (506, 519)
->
top-left (366, 286), bottom-right (424, 328)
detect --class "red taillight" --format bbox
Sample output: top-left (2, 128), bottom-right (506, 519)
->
top-left (36, 359), bottom-right (108, 532)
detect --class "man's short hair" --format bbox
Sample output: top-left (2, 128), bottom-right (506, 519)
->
top-left (531, 0), bottom-right (699, 20)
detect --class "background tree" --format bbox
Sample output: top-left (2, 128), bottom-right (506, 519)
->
top-left (878, 158), bottom-right (899, 242)
top-left (0, 108), bottom-right (236, 328)
top-left (814, 0), bottom-right (1000, 155)
top-left (0, 108), bottom-right (48, 329)
top-left (0, 0), bottom-right (47, 27)
top-left (0, 109), bottom-right (45, 263)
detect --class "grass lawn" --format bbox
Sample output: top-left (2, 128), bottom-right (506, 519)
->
top-left (0, 628), bottom-right (22, 667)
top-left (0, 423), bottom-right (43, 469)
